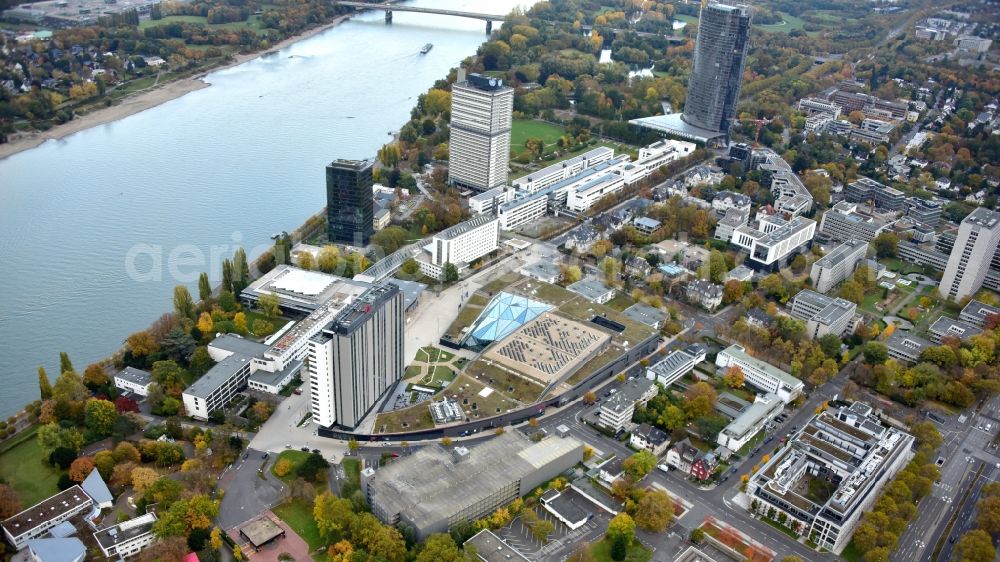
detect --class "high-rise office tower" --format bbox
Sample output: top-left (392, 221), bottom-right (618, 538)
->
top-left (681, 2), bottom-right (751, 140)
top-left (448, 72), bottom-right (514, 192)
top-left (307, 283), bottom-right (404, 429)
top-left (326, 158), bottom-right (374, 246)
top-left (940, 208), bottom-right (1000, 301)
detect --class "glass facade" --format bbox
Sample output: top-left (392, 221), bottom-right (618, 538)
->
top-left (681, 3), bottom-right (752, 140)
top-left (326, 158), bottom-right (374, 246)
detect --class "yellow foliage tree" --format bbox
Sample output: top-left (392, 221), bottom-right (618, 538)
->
top-left (197, 312), bottom-right (214, 335)
top-left (234, 312), bottom-right (247, 334)
top-left (274, 458), bottom-right (293, 477)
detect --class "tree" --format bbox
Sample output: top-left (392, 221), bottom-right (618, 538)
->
top-left (780, 557), bottom-right (804, 562)
top-left (59, 352), bottom-right (74, 374)
top-left (443, 262), bottom-right (459, 283)
top-left (222, 259), bottom-right (234, 293)
top-left (296, 453), bottom-right (330, 481)
top-left (274, 458), bottom-right (293, 477)
top-left (197, 312), bottom-right (214, 335)
top-left (198, 272), bottom-right (212, 301)
top-left (132, 467), bottom-right (160, 493)
top-left (127, 331), bottom-right (159, 358)
top-left (722, 280), bottom-right (744, 304)
top-left (314, 492), bottom-right (354, 539)
top-left (83, 363), bottom-right (109, 388)
top-left (37, 423), bottom-right (83, 455)
top-left (113, 442), bottom-right (141, 464)
top-left (400, 257), bottom-right (420, 276)
top-left (298, 251), bottom-right (315, 270)
top-left (38, 366), bottom-right (53, 400)
top-left (232, 248), bottom-right (250, 294)
top-left (85, 399), bottom-right (118, 437)
top-left (606, 513), bottom-right (635, 546)
top-left (318, 245), bottom-right (340, 273)
top-left (151, 360), bottom-right (186, 394)
top-left (563, 264), bottom-right (583, 284)
top-left (872, 233), bottom-right (898, 258)
top-left (708, 250), bottom-right (728, 283)
top-left (623, 451), bottom-right (657, 480)
top-left (954, 530), bottom-right (995, 562)
top-left (417, 533), bottom-right (463, 562)
top-left (258, 293), bottom-right (281, 319)
top-left (52, 370), bottom-right (88, 402)
top-left (684, 382), bottom-right (717, 419)
top-left (233, 312), bottom-right (248, 334)
top-left (909, 420), bottom-right (942, 450)
top-left (658, 405), bottom-right (686, 431)
top-left (838, 281), bottom-right (864, 304)
top-left (818, 333), bottom-right (842, 358)
top-left (93, 450), bottom-right (115, 480)
top-left (173, 285), bottom-right (195, 319)
top-left (583, 391), bottom-right (597, 405)
top-left (68, 456), bottom-right (95, 482)
top-left (154, 495), bottom-right (220, 537)
top-left (976, 495), bottom-right (1000, 535)
top-left (634, 488), bottom-right (673, 532)
top-left (210, 527), bottom-right (223, 551)
top-left (233, 545), bottom-right (244, 561)
top-left (600, 256), bottom-right (622, 285)
top-left (863, 342), bottom-right (888, 364)
top-left (49, 447), bottom-right (77, 469)
top-left (532, 519), bottom-right (555, 542)
top-left (372, 226), bottom-right (410, 254)
top-left (724, 365), bottom-right (745, 389)
top-left (0, 485), bottom-right (22, 519)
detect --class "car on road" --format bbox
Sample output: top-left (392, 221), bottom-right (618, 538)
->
top-left (285, 443), bottom-right (290, 448)
top-left (262, 453), bottom-right (269, 460)
top-left (242, 452), bottom-right (248, 460)
top-left (313, 448), bottom-right (321, 454)
top-left (293, 389), bottom-right (302, 395)
top-left (301, 446), bottom-right (310, 452)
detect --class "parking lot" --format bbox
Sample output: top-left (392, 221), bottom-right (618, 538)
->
top-left (495, 492), bottom-right (612, 562)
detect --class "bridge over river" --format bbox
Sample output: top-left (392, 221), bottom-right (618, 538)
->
top-left (336, 1), bottom-right (507, 32)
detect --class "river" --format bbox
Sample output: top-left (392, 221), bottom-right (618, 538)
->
top-left (0, 0), bottom-right (526, 416)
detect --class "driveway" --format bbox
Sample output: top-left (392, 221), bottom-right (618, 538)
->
top-left (217, 448), bottom-right (286, 530)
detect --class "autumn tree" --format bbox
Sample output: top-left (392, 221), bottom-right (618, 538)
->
top-left (583, 391), bottom-right (597, 405)
top-left (684, 382), bottom-right (717, 419)
top-left (607, 512), bottom-right (636, 547)
top-left (38, 366), bottom-right (53, 400)
top-left (634, 488), bottom-right (674, 532)
top-left (173, 285), bottom-right (195, 319)
top-left (318, 245), bottom-right (340, 273)
top-left (93, 450), bottom-right (115, 479)
top-left (83, 363), bottom-right (109, 388)
top-left (127, 331), bottom-right (160, 358)
top-left (257, 293), bottom-right (280, 319)
top-left (0, 485), bottom-right (22, 519)
top-left (532, 519), bottom-right (555, 542)
top-left (69, 456), bottom-right (95, 482)
top-left (953, 530), bottom-right (995, 562)
top-left (314, 492), bottom-right (354, 540)
top-left (623, 450), bottom-right (657, 481)
top-left (154, 495), bottom-right (220, 537)
top-left (85, 399), bottom-right (118, 437)
top-left (416, 533), bottom-right (463, 562)
top-left (298, 251), bottom-right (315, 270)
top-left (198, 272), bottom-right (212, 302)
top-left (132, 467), bottom-right (160, 494)
top-left (273, 458), bottom-right (293, 477)
top-left (113, 442), bottom-right (141, 464)
top-left (197, 312), bottom-right (214, 335)
top-left (724, 365), bottom-right (745, 389)
top-left (52, 370), bottom-right (88, 402)
top-left (59, 352), bottom-right (74, 374)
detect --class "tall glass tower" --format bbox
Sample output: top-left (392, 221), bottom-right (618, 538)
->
top-left (326, 158), bottom-right (374, 247)
top-left (681, 3), bottom-right (752, 142)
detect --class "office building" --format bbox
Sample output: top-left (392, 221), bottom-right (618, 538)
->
top-left (512, 147), bottom-right (614, 193)
top-left (469, 186), bottom-right (514, 216)
top-left (886, 330), bottom-right (932, 363)
top-left (598, 378), bottom-right (658, 433)
top-left (26, 538), bottom-right (85, 562)
top-left (746, 402), bottom-right (914, 553)
top-left (906, 197), bottom-right (943, 228)
top-left (449, 73), bottom-right (514, 191)
top-left (960, 299), bottom-right (1000, 328)
top-left (844, 177), bottom-right (905, 213)
top-left (113, 366), bottom-right (152, 396)
top-left (928, 316), bottom-right (983, 343)
top-left (182, 353), bottom-right (254, 421)
top-left (93, 513), bottom-right (158, 559)
top-left (810, 240), bottom-right (868, 294)
top-left (326, 159), bottom-right (375, 246)
top-left (629, 3), bottom-right (750, 146)
top-left (2, 487), bottom-right (93, 550)
top-left (646, 344), bottom-right (708, 387)
top-left (363, 432), bottom-right (582, 539)
top-left (730, 215), bottom-right (816, 270)
top-left (754, 149), bottom-right (814, 218)
top-left (567, 279), bottom-right (616, 304)
top-left (790, 289), bottom-right (857, 340)
top-left (308, 283), bottom-right (404, 429)
top-left (940, 208), bottom-right (1000, 301)
top-left (819, 201), bottom-right (891, 243)
top-left (715, 344), bottom-right (804, 403)
top-left (465, 530), bottom-right (531, 562)
top-left (415, 214), bottom-right (500, 279)
top-left (622, 302), bottom-right (666, 329)
top-left (717, 393), bottom-right (783, 451)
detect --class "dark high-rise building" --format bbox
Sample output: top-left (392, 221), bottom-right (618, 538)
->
top-left (681, 2), bottom-right (752, 140)
top-left (326, 159), bottom-right (374, 246)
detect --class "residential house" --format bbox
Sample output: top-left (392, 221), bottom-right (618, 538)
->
top-left (691, 452), bottom-right (719, 481)
top-left (630, 423), bottom-right (670, 456)
top-left (685, 279), bottom-right (723, 311)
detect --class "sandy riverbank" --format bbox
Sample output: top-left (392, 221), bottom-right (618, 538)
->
top-left (0, 14), bottom-right (351, 162)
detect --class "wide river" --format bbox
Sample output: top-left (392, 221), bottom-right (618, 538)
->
top-left (0, 0), bottom-right (527, 416)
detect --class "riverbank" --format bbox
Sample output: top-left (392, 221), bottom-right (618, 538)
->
top-left (0, 13), bottom-right (352, 161)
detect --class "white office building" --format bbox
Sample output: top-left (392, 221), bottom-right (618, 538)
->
top-left (715, 344), bottom-right (804, 403)
top-left (565, 173), bottom-right (626, 213)
top-left (93, 513), bottom-right (158, 559)
top-left (498, 191), bottom-right (549, 231)
top-left (646, 344), bottom-right (707, 387)
top-left (415, 214), bottom-right (500, 279)
top-left (940, 208), bottom-right (1000, 301)
top-left (790, 289), bottom-right (858, 340)
top-left (448, 73), bottom-right (514, 192)
top-left (717, 393), bottom-right (783, 451)
top-left (307, 283), bottom-right (404, 428)
top-left (810, 240), bottom-right (868, 294)
top-left (512, 146), bottom-right (614, 193)
top-left (731, 215), bottom-right (816, 269)
top-left (469, 187), bottom-right (514, 215)
top-left (113, 367), bottom-right (152, 397)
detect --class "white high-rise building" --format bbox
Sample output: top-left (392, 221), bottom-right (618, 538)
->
top-left (415, 214), bottom-right (500, 279)
top-left (307, 283), bottom-right (404, 429)
top-left (448, 73), bottom-right (514, 192)
top-left (940, 208), bottom-right (1000, 301)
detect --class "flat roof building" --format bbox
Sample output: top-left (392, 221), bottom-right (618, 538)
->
top-left (449, 73), bottom-right (514, 192)
top-left (790, 290), bottom-right (857, 340)
top-left (598, 378), bottom-right (658, 433)
top-left (622, 302), bottom-right (667, 329)
top-left (810, 240), bottom-right (868, 294)
top-left (240, 517), bottom-right (285, 549)
top-left (886, 330), bottom-right (932, 363)
top-left (465, 530), bottom-right (530, 562)
top-left (567, 278), bottom-right (616, 304)
top-left (818, 201), bottom-right (891, 243)
top-left (114, 366), bottom-right (152, 397)
top-left (960, 300), bottom-right (1000, 327)
top-left (928, 316), bottom-right (983, 343)
top-left (746, 402), bottom-right (914, 553)
top-left (717, 393), bottom-right (783, 451)
top-left (731, 215), bottom-right (816, 270)
top-left (940, 208), bottom-right (1000, 301)
top-left (512, 147), bottom-right (614, 193)
top-left (715, 344), bottom-right (803, 403)
top-left (363, 432), bottom-right (582, 539)
top-left (416, 214), bottom-right (500, 280)
top-left (327, 158), bottom-right (375, 246)
top-left (93, 513), bottom-right (157, 559)
top-left (646, 344), bottom-right (707, 387)
top-left (2, 486), bottom-right (93, 550)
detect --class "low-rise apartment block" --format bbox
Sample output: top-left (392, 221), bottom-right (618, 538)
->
top-left (114, 367), bottom-right (152, 396)
top-left (746, 402), bottom-right (914, 553)
top-left (646, 344), bottom-right (707, 387)
top-left (598, 378), bottom-right (657, 433)
top-left (2, 486), bottom-right (93, 550)
top-left (960, 300), bottom-right (1000, 328)
top-left (717, 393), bottom-right (783, 451)
top-left (715, 344), bottom-right (804, 403)
top-left (93, 513), bottom-right (157, 559)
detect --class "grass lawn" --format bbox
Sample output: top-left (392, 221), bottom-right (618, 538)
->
top-left (139, 14), bottom-right (265, 32)
top-left (674, 14), bottom-right (698, 24)
top-left (445, 304), bottom-right (485, 340)
top-left (840, 541), bottom-right (863, 561)
top-left (510, 119), bottom-right (566, 156)
top-left (466, 360), bottom-right (546, 404)
top-left (415, 346), bottom-right (455, 364)
top-left (272, 498), bottom-right (324, 550)
top-left (758, 12), bottom-right (806, 33)
top-left (341, 458), bottom-right (361, 489)
top-left (270, 449), bottom-right (312, 483)
top-left (375, 403), bottom-right (435, 433)
top-left (0, 427), bottom-right (61, 506)
top-left (605, 293), bottom-right (636, 312)
top-left (244, 310), bottom-right (288, 338)
top-left (589, 538), bottom-right (652, 562)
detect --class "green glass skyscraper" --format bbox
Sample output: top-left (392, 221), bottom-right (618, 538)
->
top-left (326, 158), bottom-right (374, 246)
